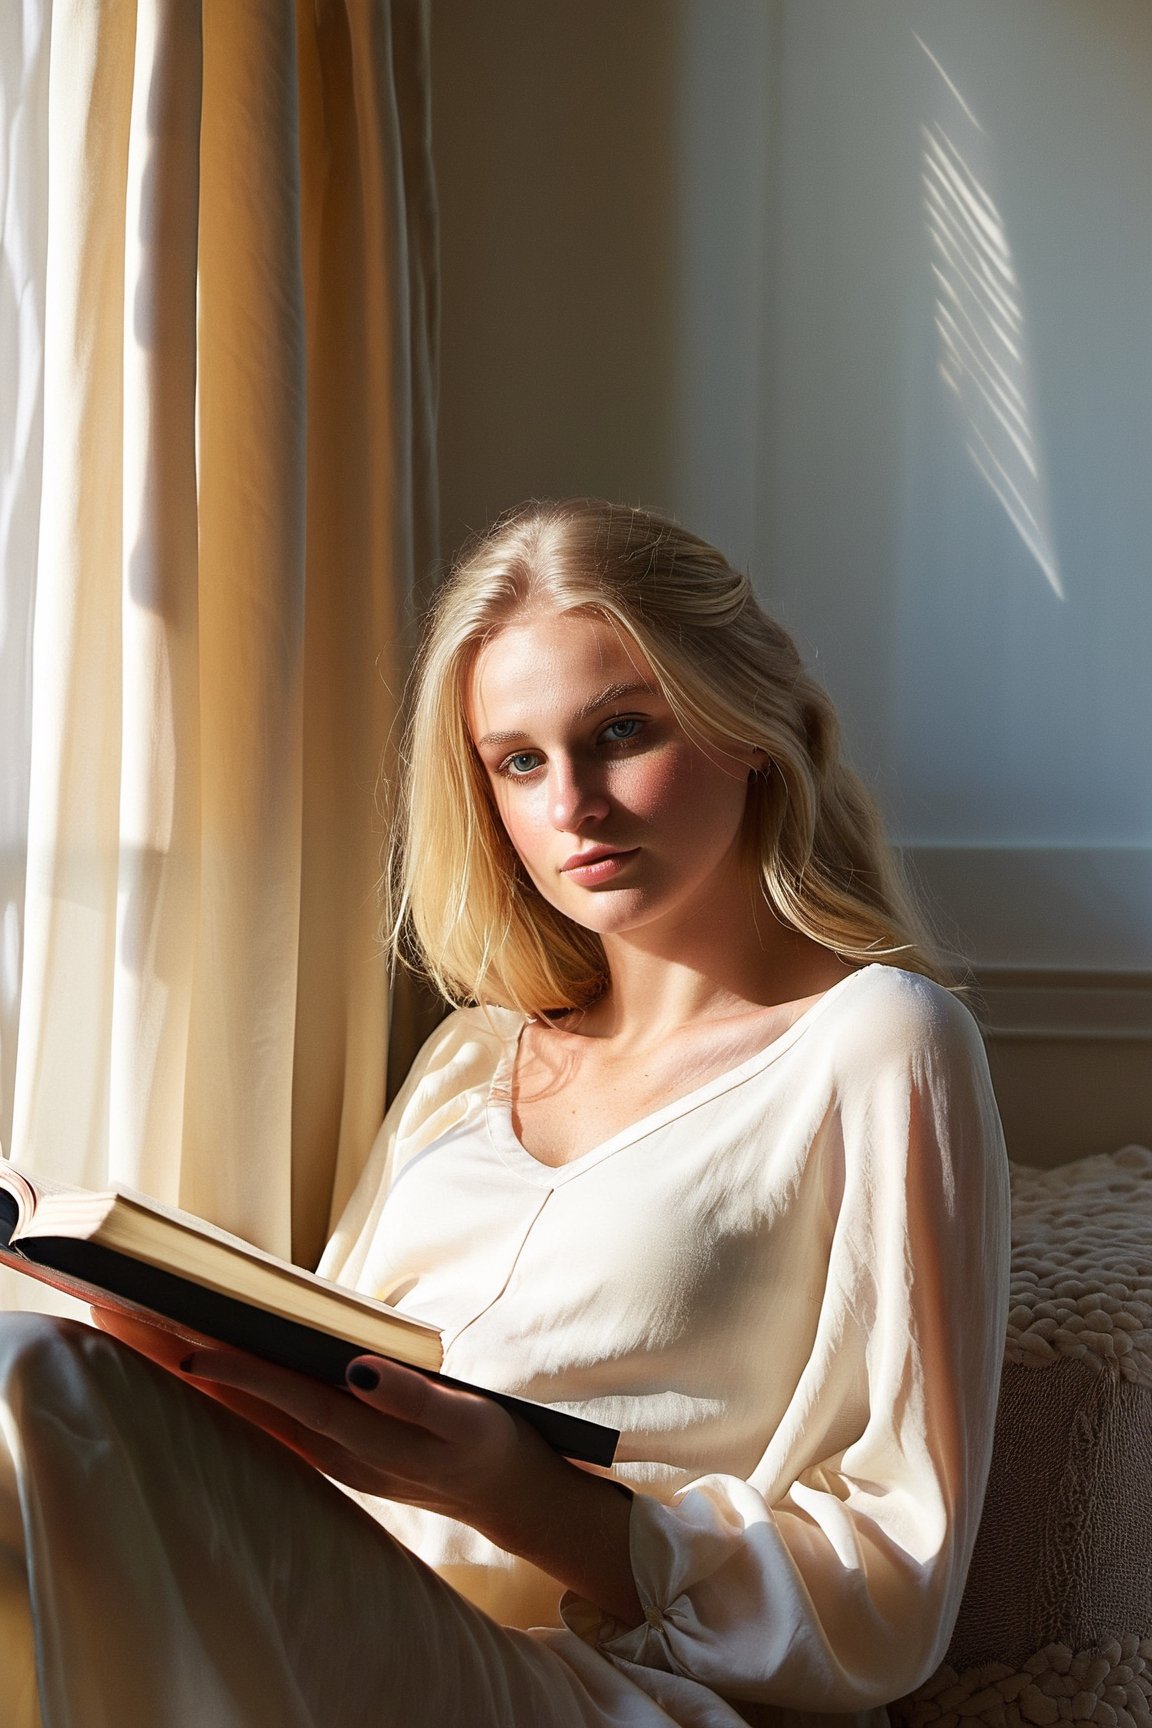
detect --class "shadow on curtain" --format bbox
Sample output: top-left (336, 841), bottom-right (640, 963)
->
top-left (0, 0), bottom-right (439, 1278)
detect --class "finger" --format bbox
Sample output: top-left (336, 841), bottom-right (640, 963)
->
top-left (180, 1359), bottom-right (458, 1501)
top-left (183, 1351), bottom-right (509, 1503)
top-left (90, 1308), bottom-right (210, 1372)
top-left (179, 1374), bottom-right (374, 1483)
top-left (192, 1378), bottom-right (329, 1455)
top-left (90, 1306), bottom-right (218, 1354)
top-left (181, 1349), bottom-right (348, 1438)
top-left (344, 1355), bottom-right (505, 1446)
top-left (177, 1363), bottom-right (350, 1462)
top-left (90, 1307), bottom-right (159, 1343)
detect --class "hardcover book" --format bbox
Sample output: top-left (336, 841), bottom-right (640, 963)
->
top-left (0, 1164), bottom-right (617, 1467)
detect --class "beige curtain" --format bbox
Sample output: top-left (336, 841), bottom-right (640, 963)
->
top-left (0, 0), bottom-right (438, 1273)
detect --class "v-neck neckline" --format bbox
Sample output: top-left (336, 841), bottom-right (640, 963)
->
top-left (485, 965), bottom-right (876, 1187)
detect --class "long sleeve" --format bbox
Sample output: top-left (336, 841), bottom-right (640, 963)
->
top-left (562, 986), bottom-right (1010, 1714)
top-left (318, 1008), bottom-right (505, 1289)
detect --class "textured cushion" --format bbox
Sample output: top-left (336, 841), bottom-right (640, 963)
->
top-left (1004, 1147), bottom-right (1152, 1387)
top-left (892, 1147), bottom-right (1152, 1728)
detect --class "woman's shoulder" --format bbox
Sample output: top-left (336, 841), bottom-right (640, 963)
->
top-left (395, 1003), bottom-right (524, 1110)
top-left (819, 963), bottom-right (986, 1075)
top-left (817, 968), bottom-right (1005, 1177)
top-left (370, 1003), bottom-right (525, 1163)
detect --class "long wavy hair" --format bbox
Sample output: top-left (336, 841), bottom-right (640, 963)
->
top-left (388, 498), bottom-right (952, 1014)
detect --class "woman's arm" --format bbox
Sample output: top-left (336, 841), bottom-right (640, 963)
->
top-left (94, 1306), bottom-right (642, 1627)
top-left (178, 1344), bottom-right (643, 1627)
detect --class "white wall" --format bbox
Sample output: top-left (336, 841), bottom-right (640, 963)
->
top-left (432, 0), bottom-right (776, 571)
top-left (759, 0), bottom-right (1152, 969)
top-left (432, 0), bottom-right (1152, 974)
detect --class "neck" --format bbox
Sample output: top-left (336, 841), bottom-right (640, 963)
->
top-left (587, 881), bottom-right (852, 1045)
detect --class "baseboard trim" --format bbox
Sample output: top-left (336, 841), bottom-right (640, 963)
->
top-left (974, 968), bottom-right (1152, 1041)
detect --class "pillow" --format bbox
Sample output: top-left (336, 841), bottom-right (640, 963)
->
top-left (893, 1147), bottom-right (1152, 1727)
top-left (1004, 1146), bottom-right (1152, 1384)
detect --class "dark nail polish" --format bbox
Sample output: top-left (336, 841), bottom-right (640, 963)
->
top-left (346, 1362), bottom-right (380, 1392)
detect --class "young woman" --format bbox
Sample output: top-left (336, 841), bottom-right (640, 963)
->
top-left (0, 499), bottom-right (1010, 1728)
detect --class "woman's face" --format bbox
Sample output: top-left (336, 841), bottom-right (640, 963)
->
top-left (467, 609), bottom-right (758, 943)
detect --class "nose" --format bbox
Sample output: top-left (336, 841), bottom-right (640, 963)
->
top-left (548, 756), bottom-right (610, 831)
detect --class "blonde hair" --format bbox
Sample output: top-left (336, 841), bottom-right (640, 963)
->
top-left (390, 498), bottom-right (953, 1013)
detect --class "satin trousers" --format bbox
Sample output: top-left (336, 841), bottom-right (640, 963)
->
top-left (0, 1313), bottom-right (662, 1728)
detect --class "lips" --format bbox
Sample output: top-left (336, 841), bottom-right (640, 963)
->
top-left (560, 846), bottom-right (637, 874)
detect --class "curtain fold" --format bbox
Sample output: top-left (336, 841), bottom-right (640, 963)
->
top-left (0, 0), bottom-right (437, 1275)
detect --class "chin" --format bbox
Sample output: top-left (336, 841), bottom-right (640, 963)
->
top-left (554, 889), bottom-right (673, 938)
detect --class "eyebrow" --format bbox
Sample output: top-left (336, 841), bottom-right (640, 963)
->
top-left (475, 681), bottom-right (659, 750)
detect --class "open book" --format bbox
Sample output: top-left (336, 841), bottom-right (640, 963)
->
top-left (0, 1164), bottom-right (617, 1466)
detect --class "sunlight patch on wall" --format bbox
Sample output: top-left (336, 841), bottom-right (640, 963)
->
top-left (916, 35), bottom-right (1063, 599)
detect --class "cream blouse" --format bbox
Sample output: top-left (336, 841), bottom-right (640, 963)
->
top-left (319, 965), bottom-right (1011, 1728)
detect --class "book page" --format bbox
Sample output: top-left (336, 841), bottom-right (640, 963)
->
top-left (18, 1181), bottom-right (410, 1319)
top-left (15, 1181), bottom-right (441, 1367)
top-left (0, 1164), bottom-right (39, 1233)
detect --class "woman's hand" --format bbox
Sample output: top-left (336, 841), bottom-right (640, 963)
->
top-left (88, 1307), bottom-right (311, 1446)
top-left (186, 1344), bottom-right (643, 1627)
top-left (91, 1308), bottom-right (642, 1626)
top-left (180, 1345), bottom-right (537, 1530)
top-left (91, 1309), bottom-right (527, 1523)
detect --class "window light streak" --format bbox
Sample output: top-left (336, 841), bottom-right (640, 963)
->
top-left (931, 274), bottom-right (1026, 395)
top-left (930, 262), bottom-right (1024, 374)
top-left (924, 188), bottom-right (1022, 332)
top-left (966, 424), bottom-right (1044, 531)
top-left (938, 361), bottom-right (962, 396)
top-left (927, 215), bottom-right (1019, 330)
top-left (930, 131), bottom-right (1013, 265)
top-left (935, 313), bottom-right (1028, 435)
top-left (925, 209), bottom-right (1020, 335)
top-left (935, 315), bottom-right (1034, 458)
top-left (923, 164), bottom-right (1013, 280)
top-left (965, 443), bottom-right (1062, 594)
top-left (931, 276), bottom-right (1027, 402)
top-left (913, 33), bottom-right (985, 132)
top-left (917, 43), bottom-right (1064, 600)
top-left (924, 172), bottom-right (1013, 291)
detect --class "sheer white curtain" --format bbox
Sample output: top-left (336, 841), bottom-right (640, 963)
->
top-left (0, 0), bottom-right (438, 1277)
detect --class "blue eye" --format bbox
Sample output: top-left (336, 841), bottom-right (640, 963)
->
top-left (601, 717), bottom-right (643, 744)
top-left (502, 751), bottom-right (541, 777)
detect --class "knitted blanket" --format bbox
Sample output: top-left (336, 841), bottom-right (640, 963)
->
top-left (893, 1146), bottom-right (1152, 1728)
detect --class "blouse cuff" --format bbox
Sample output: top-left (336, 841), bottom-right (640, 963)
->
top-left (558, 1489), bottom-right (701, 1674)
top-left (559, 1589), bottom-right (680, 1669)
